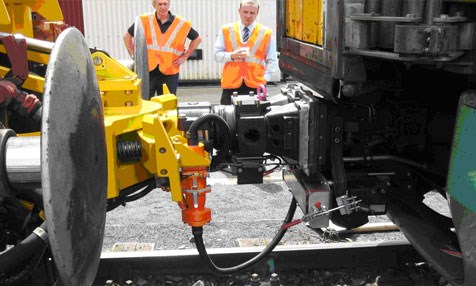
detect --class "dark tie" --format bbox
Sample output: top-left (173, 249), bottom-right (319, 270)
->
top-left (243, 26), bottom-right (249, 42)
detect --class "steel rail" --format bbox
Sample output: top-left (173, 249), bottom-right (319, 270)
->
top-left (94, 240), bottom-right (422, 284)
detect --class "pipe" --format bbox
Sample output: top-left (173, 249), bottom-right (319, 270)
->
top-left (5, 136), bottom-right (41, 190)
top-left (192, 198), bottom-right (297, 275)
top-left (0, 32), bottom-right (54, 55)
top-left (424, 0), bottom-right (443, 25)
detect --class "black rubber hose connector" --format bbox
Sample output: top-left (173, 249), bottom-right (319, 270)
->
top-left (192, 198), bottom-right (297, 275)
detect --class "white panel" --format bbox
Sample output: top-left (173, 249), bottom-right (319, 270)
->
top-left (82, 0), bottom-right (279, 81)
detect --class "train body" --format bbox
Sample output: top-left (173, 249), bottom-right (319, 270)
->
top-left (273, 0), bottom-right (476, 285)
top-left (0, 0), bottom-right (476, 286)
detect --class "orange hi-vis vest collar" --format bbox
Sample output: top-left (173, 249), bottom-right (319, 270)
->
top-left (140, 13), bottom-right (191, 75)
top-left (221, 22), bottom-right (272, 89)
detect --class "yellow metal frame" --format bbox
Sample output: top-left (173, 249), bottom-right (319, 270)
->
top-left (0, 0), bottom-right (63, 37)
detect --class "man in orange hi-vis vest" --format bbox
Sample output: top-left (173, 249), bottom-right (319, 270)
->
top-left (214, 0), bottom-right (278, 105)
top-left (123, 0), bottom-right (201, 99)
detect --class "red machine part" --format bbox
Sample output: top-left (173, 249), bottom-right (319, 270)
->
top-left (0, 80), bottom-right (41, 117)
top-left (0, 35), bottom-right (28, 86)
top-left (0, 35), bottom-right (42, 119)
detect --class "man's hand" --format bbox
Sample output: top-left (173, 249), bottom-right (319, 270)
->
top-left (173, 54), bottom-right (188, 66)
top-left (123, 32), bottom-right (135, 59)
top-left (231, 48), bottom-right (248, 61)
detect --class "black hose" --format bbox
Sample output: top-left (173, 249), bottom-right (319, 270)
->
top-left (192, 197), bottom-right (297, 275)
top-left (186, 114), bottom-right (233, 171)
top-left (0, 222), bottom-right (47, 275)
top-left (0, 243), bottom-right (47, 285)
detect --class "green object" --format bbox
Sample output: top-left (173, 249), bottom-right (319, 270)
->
top-left (447, 91), bottom-right (476, 212)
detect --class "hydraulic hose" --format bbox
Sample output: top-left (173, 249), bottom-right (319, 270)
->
top-left (192, 197), bottom-right (297, 275)
top-left (0, 244), bottom-right (47, 285)
top-left (0, 222), bottom-right (47, 275)
top-left (186, 114), bottom-right (233, 171)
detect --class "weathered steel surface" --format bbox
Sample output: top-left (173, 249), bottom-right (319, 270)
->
top-left (133, 16), bottom-right (149, 100)
top-left (41, 28), bottom-right (107, 286)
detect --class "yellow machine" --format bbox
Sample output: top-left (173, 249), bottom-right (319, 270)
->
top-left (0, 1), bottom-right (216, 285)
top-left (10, 0), bottom-right (472, 285)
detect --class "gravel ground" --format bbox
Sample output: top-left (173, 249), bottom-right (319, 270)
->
top-left (103, 170), bottom-right (431, 252)
top-left (128, 265), bottom-right (446, 286)
top-left (103, 164), bottom-right (450, 252)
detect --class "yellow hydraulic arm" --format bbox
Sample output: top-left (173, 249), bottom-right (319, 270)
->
top-left (0, 0), bottom-right (212, 222)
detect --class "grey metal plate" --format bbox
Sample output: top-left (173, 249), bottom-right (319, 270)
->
top-left (41, 28), bottom-right (107, 286)
top-left (134, 16), bottom-right (150, 100)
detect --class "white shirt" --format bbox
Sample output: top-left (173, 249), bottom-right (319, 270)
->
top-left (214, 22), bottom-right (278, 82)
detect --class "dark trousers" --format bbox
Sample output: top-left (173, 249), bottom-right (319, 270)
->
top-left (220, 82), bottom-right (256, 105)
top-left (149, 66), bottom-right (179, 99)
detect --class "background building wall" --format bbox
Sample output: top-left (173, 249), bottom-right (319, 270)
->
top-left (59, 0), bottom-right (84, 34)
top-left (81, 0), bottom-right (280, 82)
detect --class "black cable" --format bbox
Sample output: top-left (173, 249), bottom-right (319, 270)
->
top-left (262, 155), bottom-right (283, 175)
top-left (107, 178), bottom-right (156, 212)
top-left (124, 185), bottom-right (154, 203)
top-left (187, 114), bottom-right (233, 171)
top-left (192, 197), bottom-right (297, 275)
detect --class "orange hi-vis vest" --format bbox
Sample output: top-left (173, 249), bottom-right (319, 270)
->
top-left (140, 13), bottom-right (191, 75)
top-left (221, 22), bottom-right (272, 89)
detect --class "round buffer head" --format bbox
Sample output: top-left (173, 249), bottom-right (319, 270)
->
top-left (41, 27), bottom-right (107, 286)
top-left (133, 16), bottom-right (150, 100)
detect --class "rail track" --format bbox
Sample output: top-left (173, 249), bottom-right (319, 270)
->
top-left (91, 240), bottom-right (444, 286)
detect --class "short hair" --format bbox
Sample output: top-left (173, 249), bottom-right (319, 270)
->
top-left (152, 0), bottom-right (170, 4)
top-left (240, 0), bottom-right (259, 9)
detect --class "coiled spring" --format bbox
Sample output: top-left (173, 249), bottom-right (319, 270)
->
top-left (117, 140), bottom-right (142, 162)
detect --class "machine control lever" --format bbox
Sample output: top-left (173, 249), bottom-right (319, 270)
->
top-left (301, 195), bottom-right (361, 223)
top-left (282, 195), bottom-right (361, 229)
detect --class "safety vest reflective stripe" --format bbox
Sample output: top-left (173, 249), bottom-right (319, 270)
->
top-left (221, 23), bottom-right (271, 89)
top-left (146, 15), bottom-right (188, 56)
top-left (226, 25), bottom-right (239, 51)
top-left (248, 27), bottom-right (267, 61)
top-left (140, 13), bottom-right (191, 74)
top-left (163, 18), bottom-right (187, 56)
top-left (147, 14), bottom-right (160, 49)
